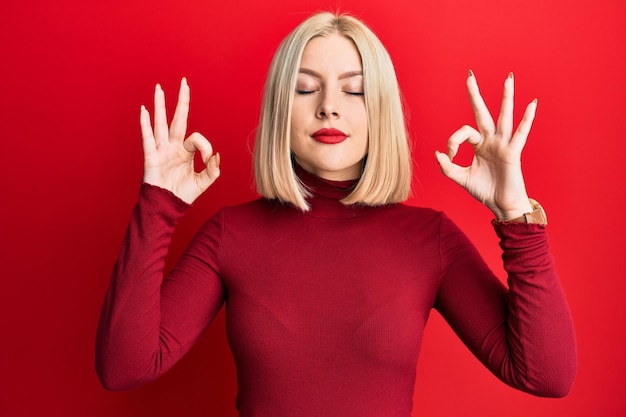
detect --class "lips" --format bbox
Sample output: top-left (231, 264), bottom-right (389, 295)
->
top-left (311, 128), bottom-right (348, 144)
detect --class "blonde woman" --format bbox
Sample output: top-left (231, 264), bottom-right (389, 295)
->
top-left (97, 12), bottom-right (576, 416)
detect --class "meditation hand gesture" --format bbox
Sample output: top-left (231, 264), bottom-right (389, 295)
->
top-left (140, 78), bottom-right (220, 204)
top-left (436, 71), bottom-right (536, 220)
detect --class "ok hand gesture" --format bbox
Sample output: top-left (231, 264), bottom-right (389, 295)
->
top-left (435, 71), bottom-right (536, 220)
top-left (140, 78), bottom-right (220, 204)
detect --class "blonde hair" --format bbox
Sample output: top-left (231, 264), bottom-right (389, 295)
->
top-left (254, 12), bottom-right (412, 211)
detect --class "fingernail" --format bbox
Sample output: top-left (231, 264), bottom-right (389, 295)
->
top-left (140, 104), bottom-right (146, 111)
top-left (468, 69), bottom-right (474, 77)
top-left (508, 72), bottom-right (514, 79)
top-left (182, 77), bottom-right (187, 85)
top-left (215, 152), bottom-right (221, 168)
top-left (532, 98), bottom-right (538, 104)
top-left (156, 83), bottom-right (162, 90)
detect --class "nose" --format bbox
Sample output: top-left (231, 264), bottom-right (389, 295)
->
top-left (316, 90), bottom-right (340, 119)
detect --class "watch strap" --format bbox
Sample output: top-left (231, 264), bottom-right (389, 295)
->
top-left (500, 198), bottom-right (548, 225)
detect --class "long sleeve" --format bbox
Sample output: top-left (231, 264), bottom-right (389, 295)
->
top-left (96, 171), bottom-right (577, 413)
top-left (96, 183), bottom-right (226, 391)
top-left (434, 216), bottom-right (576, 397)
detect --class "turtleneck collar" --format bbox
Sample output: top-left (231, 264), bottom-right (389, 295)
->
top-left (293, 164), bottom-right (373, 219)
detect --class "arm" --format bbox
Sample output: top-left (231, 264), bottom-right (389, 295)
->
top-left (96, 184), bottom-right (226, 390)
top-left (434, 215), bottom-right (576, 397)
top-left (96, 79), bottom-right (224, 390)
top-left (433, 72), bottom-right (576, 395)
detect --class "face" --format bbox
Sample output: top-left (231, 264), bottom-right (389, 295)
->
top-left (290, 33), bottom-right (368, 181)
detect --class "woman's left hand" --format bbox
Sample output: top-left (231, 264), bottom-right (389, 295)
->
top-left (435, 71), bottom-right (536, 220)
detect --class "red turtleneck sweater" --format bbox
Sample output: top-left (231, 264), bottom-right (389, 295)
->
top-left (96, 168), bottom-right (576, 416)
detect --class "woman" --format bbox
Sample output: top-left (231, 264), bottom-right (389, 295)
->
top-left (96, 12), bottom-right (576, 416)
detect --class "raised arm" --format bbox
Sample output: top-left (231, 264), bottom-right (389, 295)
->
top-left (96, 80), bottom-right (225, 390)
top-left (433, 72), bottom-right (576, 396)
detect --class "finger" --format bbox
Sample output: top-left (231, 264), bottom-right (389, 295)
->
top-left (169, 78), bottom-right (190, 142)
top-left (435, 150), bottom-right (468, 187)
top-left (467, 70), bottom-right (496, 135)
top-left (511, 99), bottom-right (538, 152)
top-left (185, 132), bottom-right (221, 189)
top-left (496, 72), bottom-right (514, 138)
top-left (153, 84), bottom-right (168, 145)
top-left (446, 125), bottom-right (482, 160)
top-left (195, 153), bottom-right (221, 192)
top-left (183, 131), bottom-right (213, 156)
top-left (140, 105), bottom-right (156, 154)
top-left (201, 152), bottom-right (221, 186)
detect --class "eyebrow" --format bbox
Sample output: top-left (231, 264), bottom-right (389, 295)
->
top-left (298, 68), bottom-right (363, 80)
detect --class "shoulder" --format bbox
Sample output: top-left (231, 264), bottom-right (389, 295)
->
top-left (190, 198), bottom-right (274, 245)
top-left (219, 197), bottom-right (287, 218)
top-left (381, 204), bottom-right (475, 250)
top-left (206, 198), bottom-right (291, 231)
top-left (380, 202), bottom-right (447, 227)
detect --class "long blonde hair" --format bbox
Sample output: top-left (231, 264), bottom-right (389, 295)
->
top-left (254, 12), bottom-right (412, 211)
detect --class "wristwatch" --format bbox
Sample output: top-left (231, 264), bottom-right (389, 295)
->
top-left (502, 198), bottom-right (548, 225)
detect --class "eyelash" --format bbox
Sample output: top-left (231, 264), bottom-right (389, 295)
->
top-left (296, 90), bottom-right (364, 96)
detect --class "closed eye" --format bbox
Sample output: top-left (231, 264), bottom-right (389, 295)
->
top-left (344, 91), bottom-right (364, 96)
top-left (296, 90), bottom-right (317, 95)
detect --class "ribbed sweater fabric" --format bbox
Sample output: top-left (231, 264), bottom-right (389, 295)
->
top-left (97, 167), bottom-right (576, 416)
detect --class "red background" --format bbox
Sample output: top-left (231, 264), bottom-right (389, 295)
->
top-left (1, 0), bottom-right (624, 415)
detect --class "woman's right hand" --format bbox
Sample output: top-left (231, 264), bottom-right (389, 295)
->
top-left (140, 78), bottom-right (220, 204)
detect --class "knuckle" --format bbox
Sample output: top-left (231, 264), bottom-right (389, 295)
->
top-left (461, 124), bottom-right (476, 134)
top-left (190, 131), bottom-right (207, 141)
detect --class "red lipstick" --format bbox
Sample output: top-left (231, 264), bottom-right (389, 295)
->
top-left (311, 128), bottom-right (348, 144)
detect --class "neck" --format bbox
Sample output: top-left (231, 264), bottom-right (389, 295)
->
top-left (293, 164), bottom-right (371, 219)
top-left (293, 158), bottom-right (363, 182)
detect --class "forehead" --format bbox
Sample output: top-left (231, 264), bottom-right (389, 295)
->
top-left (299, 33), bottom-right (363, 74)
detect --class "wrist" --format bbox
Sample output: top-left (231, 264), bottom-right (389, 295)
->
top-left (495, 201), bottom-right (534, 221)
top-left (495, 198), bottom-right (547, 225)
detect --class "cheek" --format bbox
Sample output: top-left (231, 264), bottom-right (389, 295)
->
top-left (358, 111), bottom-right (369, 141)
top-left (290, 103), bottom-right (307, 134)
top-left (289, 118), bottom-right (306, 154)
top-left (353, 102), bottom-right (368, 131)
